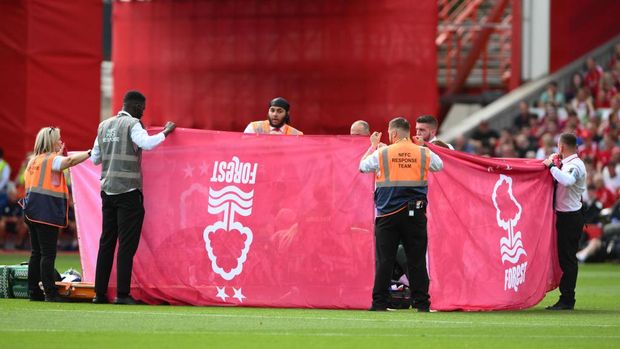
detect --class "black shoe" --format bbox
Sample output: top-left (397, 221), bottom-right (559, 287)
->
top-left (114, 296), bottom-right (143, 305)
top-left (415, 306), bottom-right (430, 312)
top-left (29, 290), bottom-right (45, 302)
top-left (545, 301), bottom-right (574, 310)
top-left (368, 305), bottom-right (396, 311)
top-left (44, 294), bottom-right (64, 302)
top-left (92, 295), bottom-right (109, 304)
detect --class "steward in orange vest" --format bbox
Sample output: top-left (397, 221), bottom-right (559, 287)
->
top-left (374, 139), bottom-right (432, 216)
top-left (359, 117), bottom-right (443, 312)
top-left (243, 97), bottom-right (303, 135)
top-left (20, 126), bottom-right (91, 302)
top-left (22, 153), bottom-right (69, 228)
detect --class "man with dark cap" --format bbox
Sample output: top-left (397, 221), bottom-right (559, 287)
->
top-left (244, 97), bottom-right (303, 135)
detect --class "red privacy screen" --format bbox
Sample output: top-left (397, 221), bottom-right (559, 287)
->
top-left (112, 0), bottom-right (438, 135)
top-left (0, 0), bottom-right (102, 172)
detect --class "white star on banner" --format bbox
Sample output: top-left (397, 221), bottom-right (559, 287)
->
top-left (216, 286), bottom-right (228, 302)
top-left (199, 161), bottom-right (209, 176)
top-left (232, 287), bottom-right (246, 303)
top-left (183, 164), bottom-right (194, 178)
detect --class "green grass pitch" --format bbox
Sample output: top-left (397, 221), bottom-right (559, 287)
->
top-left (0, 252), bottom-right (618, 349)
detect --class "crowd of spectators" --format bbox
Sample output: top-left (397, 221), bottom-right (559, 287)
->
top-left (454, 43), bottom-right (620, 263)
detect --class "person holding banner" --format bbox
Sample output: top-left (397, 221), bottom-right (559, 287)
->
top-left (91, 90), bottom-right (176, 305)
top-left (542, 133), bottom-right (587, 310)
top-left (21, 127), bottom-right (91, 301)
top-left (414, 115), bottom-right (454, 149)
top-left (244, 97), bottom-right (303, 135)
top-left (359, 117), bottom-right (443, 312)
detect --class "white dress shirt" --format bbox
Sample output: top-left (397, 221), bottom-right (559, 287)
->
top-left (551, 153), bottom-right (587, 212)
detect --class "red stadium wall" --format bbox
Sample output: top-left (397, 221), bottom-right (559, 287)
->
top-left (112, 0), bottom-right (438, 135)
top-left (550, 0), bottom-right (620, 72)
top-left (0, 0), bottom-right (102, 174)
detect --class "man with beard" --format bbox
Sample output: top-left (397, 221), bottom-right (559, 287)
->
top-left (414, 115), bottom-right (453, 149)
top-left (244, 97), bottom-right (303, 135)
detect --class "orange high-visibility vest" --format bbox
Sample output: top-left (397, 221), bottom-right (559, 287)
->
top-left (251, 120), bottom-right (303, 135)
top-left (22, 153), bottom-right (69, 227)
top-left (375, 139), bottom-right (431, 188)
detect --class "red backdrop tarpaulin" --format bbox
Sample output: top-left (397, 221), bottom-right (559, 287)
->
top-left (550, 0), bottom-right (620, 72)
top-left (112, 0), bottom-right (438, 135)
top-left (0, 0), bottom-right (102, 174)
top-left (70, 131), bottom-right (560, 310)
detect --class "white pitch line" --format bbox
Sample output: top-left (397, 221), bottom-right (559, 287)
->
top-left (8, 308), bottom-right (618, 328)
top-left (0, 328), bottom-right (619, 339)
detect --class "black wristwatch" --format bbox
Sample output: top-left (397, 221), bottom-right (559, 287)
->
top-left (88, 149), bottom-right (92, 157)
top-left (548, 162), bottom-right (555, 169)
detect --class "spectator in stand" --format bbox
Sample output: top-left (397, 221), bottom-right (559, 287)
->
top-left (453, 135), bottom-right (475, 153)
top-left (583, 157), bottom-right (596, 187)
top-left (593, 173), bottom-right (616, 208)
top-left (495, 128), bottom-right (516, 155)
top-left (584, 57), bottom-right (604, 97)
top-left (578, 131), bottom-right (599, 165)
top-left (515, 133), bottom-right (537, 158)
top-left (577, 184), bottom-right (604, 263)
top-left (596, 132), bottom-right (617, 171)
top-left (609, 94), bottom-right (620, 121)
top-left (611, 61), bottom-right (620, 89)
top-left (602, 160), bottom-right (620, 194)
top-left (565, 73), bottom-right (585, 103)
top-left (0, 183), bottom-right (28, 250)
top-left (470, 121), bottom-right (500, 155)
top-left (536, 133), bottom-right (558, 160)
top-left (0, 148), bottom-right (10, 214)
top-left (595, 72), bottom-right (618, 108)
top-left (570, 87), bottom-right (596, 122)
top-left (513, 101), bottom-right (538, 131)
top-left (608, 43), bottom-right (620, 70)
top-left (538, 81), bottom-right (565, 107)
top-left (560, 110), bottom-right (581, 133)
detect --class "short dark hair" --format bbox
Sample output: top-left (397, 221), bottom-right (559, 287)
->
top-left (123, 90), bottom-right (146, 105)
top-left (388, 117), bottom-right (410, 132)
top-left (416, 115), bottom-right (438, 129)
top-left (559, 132), bottom-right (577, 149)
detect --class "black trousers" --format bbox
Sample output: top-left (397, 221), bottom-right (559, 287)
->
top-left (26, 219), bottom-right (59, 297)
top-left (95, 190), bottom-right (145, 297)
top-left (556, 210), bottom-right (584, 305)
top-left (372, 205), bottom-right (430, 308)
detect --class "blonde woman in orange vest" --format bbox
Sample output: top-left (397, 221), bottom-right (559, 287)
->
top-left (359, 117), bottom-right (443, 312)
top-left (20, 126), bottom-right (91, 301)
top-left (243, 97), bottom-right (303, 135)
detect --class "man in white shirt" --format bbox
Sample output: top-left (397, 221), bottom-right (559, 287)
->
top-left (542, 133), bottom-right (587, 310)
top-left (243, 97), bottom-right (303, 135)
top-left (90, 90), bottom-right (176, 305)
